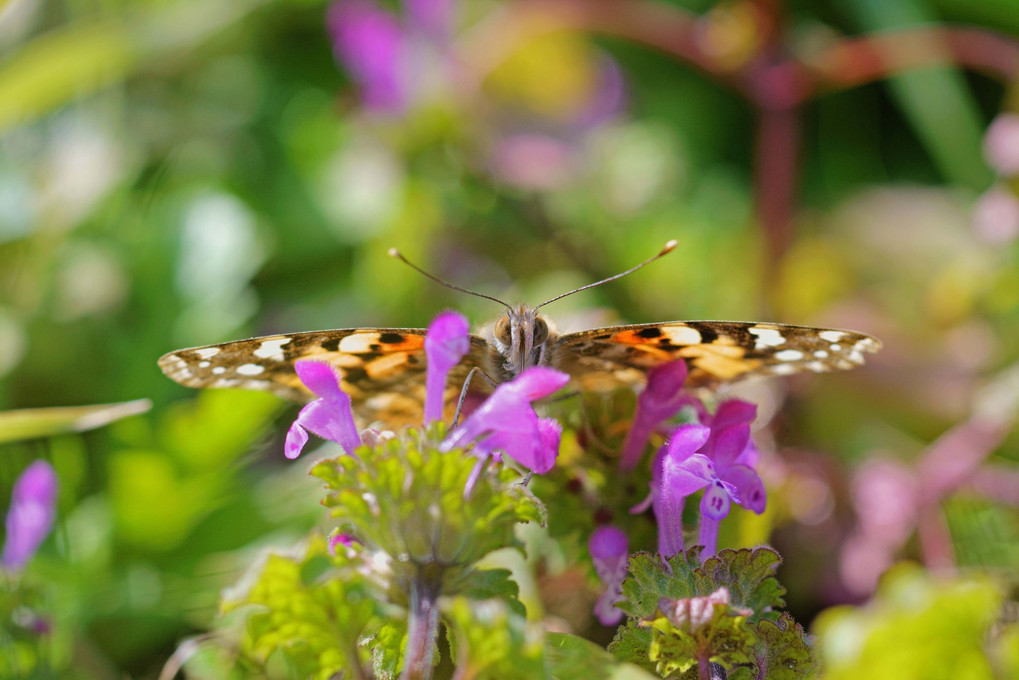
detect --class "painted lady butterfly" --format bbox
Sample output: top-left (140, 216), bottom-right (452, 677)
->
top-left (158, 242), bottom-right (881, 426)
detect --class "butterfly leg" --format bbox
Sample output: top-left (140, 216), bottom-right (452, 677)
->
top-left (452, 366), bottom-right (498, 427)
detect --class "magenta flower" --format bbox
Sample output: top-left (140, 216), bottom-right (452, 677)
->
top-left (424, 311), bottom-right (471, 423)
top-left (285, 360), bottom-right (361, 459)
top-left (2, 460), bottom-right (58, 571)
top-left (442, 367), bottom-right (569, 474)
top-left (328, 0), bottom-right (409, 114)
top-left (589, 526), bottom-right (629, 625)
top-left (620, 359), bottom-right (690, 471)
top-left (699, 400), bottom-right (766, 516)
top-left (637, 400), bottom-right (767, 559)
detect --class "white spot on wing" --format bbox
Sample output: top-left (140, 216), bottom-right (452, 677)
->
top-left (749, 326), bottom-right (785, 348)
top-left (768, 363), bottom-right (798, 375)
top-left (237, 363), bottom-right (265, 376)
top-left (212, 366), bottom-right (226, 375)
top-left (662, 326), bottom-right (702, 345)
top-left (819, 330), bottom-right (846, 343)
top-left (813, 350), bottom-right (828, 359)
top-left (195, 347), bottom-right (221, 359)
top-left (339, 333), bottom-right (381, 353)
top-left (774, 349), bottom-right (804, 361)
top-left (198, 361), bottom-right (211, 368)
top-left (253, 337), bottom-right (291, 360)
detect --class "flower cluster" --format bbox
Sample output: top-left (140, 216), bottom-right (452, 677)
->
top-left (281, 311), bottom-right (767, 634)
top-left (593, 360), bottom-right (767, 624)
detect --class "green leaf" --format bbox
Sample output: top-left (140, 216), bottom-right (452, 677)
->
top-left (747, 613), bottom-right (816, 680)
top-left (814, 564), bottom-right (1005, 680)
top-left (619, 548), bottom-right (786, 624)
top-left (648, 596), bottom-right (755, 678)
top-left (450, 568), bottom-right (525, 617)
top-left (608, 620), bottom-right (657, 673)
top-left (221, 534), bottom-right (383, 680)
top-left (312, 426), bottom-right (546, 593)
top-left (619, 550), bottom-right (703, 619)
top-left (0, 399), bottom-right (150, 444)
top-left (697, 548), bottom-right (786, 620)
top-left (365, 621), bottom-right (406, 680)
top-left (547, 632), bottom-right (660, 680)
top-left (444, 597), bottom-right (545, 680)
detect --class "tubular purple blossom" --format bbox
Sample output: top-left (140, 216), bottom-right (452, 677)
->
top-left (423, 311), bottom-right (470, 423)
top-left (2, 460), bottom-right (58, 571)
top-left (442, 367), bottom-right (569, 473)
top-left (654, 424), bottom-right (711, 557)
top-left (285, 360), bottom-right (361, 459)
top-left (620, 360), bottom-right (690, 471)
top-left (589, 526), bottom-right (629, 625)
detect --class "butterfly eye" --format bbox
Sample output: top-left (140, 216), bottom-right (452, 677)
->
top-left (533, 318), bottom-right (549, 345)
top-left (494, 316), bottom-right (512, 345)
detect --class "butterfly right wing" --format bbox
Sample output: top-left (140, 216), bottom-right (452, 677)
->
top-left (158, 329), bottom-right (495, 427)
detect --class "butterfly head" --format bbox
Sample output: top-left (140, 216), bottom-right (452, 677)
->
top-left (490, 304), bottom-right (555, 375)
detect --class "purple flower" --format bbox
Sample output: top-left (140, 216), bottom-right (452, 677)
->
top-left (285, 360), bottom-right (361, 459)
top-left (620, 360), bottom-right (690, 471)
top-left (424, 311), bottom-right (471, 423)
top-left (442, 367), bottom-right (569, 474)
top-left (589, 526), bottom-right (629, 625)
top-left (699, 400), bottom-right (766, 515)
top-left (652, 424), bottom-right (720, 557)
top-left (2, 460), bottom-right (58, 571)
top-left (328, 0), bottom-right (409, 114)
top-left (639, 400), bottom-right (767, 559)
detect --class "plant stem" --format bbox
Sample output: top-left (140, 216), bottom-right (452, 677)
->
top-left (698, 650), bottom-right (712, 680)
top-left (402, 577), bottom-right (441, 680)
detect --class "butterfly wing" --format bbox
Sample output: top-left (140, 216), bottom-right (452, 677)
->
top-left (548, 321), bottom-right (881, 391)
top-left (158, 329), bottom-right (494, 426)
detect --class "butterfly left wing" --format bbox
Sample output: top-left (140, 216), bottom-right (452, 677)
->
top-left (158, 329), bottom-right (494, 426)
top-left (547, 321), bottom-right (881, 392)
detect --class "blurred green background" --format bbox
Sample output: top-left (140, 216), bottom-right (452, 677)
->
top-left (1, 0), bottom-right (1018, 676)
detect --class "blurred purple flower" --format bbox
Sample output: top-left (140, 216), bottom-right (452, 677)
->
top-left (443, 366), bottom-right (569, 474)
top-left (983, 113), bottom-right (1019, 176)
top-left (620, 360), bottom-right (690, 471)
top-left (328, 0), bottom-right (410, 114)
top-left (285, 360), bottom-right (361, 459)
top-left (973, 184), bottom-right (1019, 245)
top-left (589, 526), bottom-right (629, 625)
top-left (424, 310), bottom-right (471, 423)
top-left (2, 460), bottom-right (58, 571)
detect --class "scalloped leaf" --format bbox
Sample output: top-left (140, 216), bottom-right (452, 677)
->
top-left (696, 548), bottom-right (786, 619)
top-left (747, 613), bottom-right (815, 679)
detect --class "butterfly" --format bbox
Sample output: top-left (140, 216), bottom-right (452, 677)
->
top-left (157, 242), bottom-right (881, 426)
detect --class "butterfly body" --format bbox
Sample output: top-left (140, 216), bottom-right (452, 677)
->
top-left (158, 306), bottom-right (881, 427)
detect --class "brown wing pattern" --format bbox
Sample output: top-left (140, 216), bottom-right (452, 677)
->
top-left (158, 329), bottom-right (494, 426)
top-left (548, 321), bottom-right (881, 392)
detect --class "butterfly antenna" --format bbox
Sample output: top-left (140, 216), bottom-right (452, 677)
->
top-left (534, 239), bottom-right (678, 310)
top-left (388, 248), bottom-right (512, 308)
